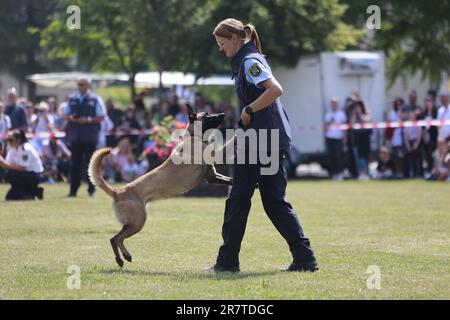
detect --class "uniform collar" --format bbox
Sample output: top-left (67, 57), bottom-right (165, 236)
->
top-left (230, 42), bottom-right (258, 78)
top-left (76, 90), bottom-right (91, 99)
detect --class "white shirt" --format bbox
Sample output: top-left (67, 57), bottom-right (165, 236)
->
top-left (31, 113), bottom-right (55, 132)
top-left (325, 109), bottom-right (347, 139)
top-left (5, 142), bottom-right (44, 173)
top-left (437, 104), bottom-right (450, 140)
top-left (390, 110), bottom-right (403, 147)
top-left (0, 114), bottom-right (11, 137)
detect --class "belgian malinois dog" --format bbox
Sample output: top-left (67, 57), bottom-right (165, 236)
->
top-left (88, 105), bottom-right (233, 267)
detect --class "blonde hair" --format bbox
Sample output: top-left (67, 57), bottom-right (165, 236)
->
top-left (213, 18), bottom-right (262, 54)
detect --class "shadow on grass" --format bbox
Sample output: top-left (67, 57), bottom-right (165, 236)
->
top-left (97, 268), bottom-right (279, 280)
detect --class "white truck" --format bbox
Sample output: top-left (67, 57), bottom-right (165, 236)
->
top-left (274, 51), bottom-right (386, 176)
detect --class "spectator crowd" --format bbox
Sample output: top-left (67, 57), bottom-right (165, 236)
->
top-left (1, 81), bottom-right (449, 201)
top-left (0, 83), bottom-right (238, 199)
top-left (325, 89), bottom-right (450, 181)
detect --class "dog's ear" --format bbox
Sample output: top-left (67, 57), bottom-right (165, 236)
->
top-left (186, 103), bottom-right (197, 123)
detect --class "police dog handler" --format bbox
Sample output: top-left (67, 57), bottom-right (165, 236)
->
top-left (0, 129), bottom-right (44, 200)
top-left (209, 18), bottom-right (318, 272)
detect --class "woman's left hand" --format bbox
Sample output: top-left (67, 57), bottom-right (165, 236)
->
top-left (240, 109), bottom-right (251, 126)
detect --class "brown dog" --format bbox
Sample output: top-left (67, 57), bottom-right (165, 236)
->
top-left (88, 105), bottom-right (233, 267)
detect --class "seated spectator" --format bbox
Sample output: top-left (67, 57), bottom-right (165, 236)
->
top-left (111, 138), bottom-right (147, 183)
top-left (40, 133), bottom-right (71, 183)
top-left (373, 146), bottom-right (396, 180)
top-left (0, 129), bottom-right (44, 200)
top-left (426, 139), bottom-right (450, 181)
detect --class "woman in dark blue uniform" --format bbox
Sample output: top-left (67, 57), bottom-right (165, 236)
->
top-left (210, 18), bottom-right (318, 272)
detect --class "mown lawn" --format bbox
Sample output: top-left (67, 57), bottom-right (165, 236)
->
top-left (0, 180), bottom-right (448, 299)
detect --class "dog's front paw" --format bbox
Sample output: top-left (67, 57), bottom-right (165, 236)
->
top-left (115, 257), bottom-right (124, 267)
top-left (123, 254), bottom-right (132, 263)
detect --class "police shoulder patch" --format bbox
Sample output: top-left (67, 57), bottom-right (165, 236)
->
top-left (248, 62), bottom-right (262, 77)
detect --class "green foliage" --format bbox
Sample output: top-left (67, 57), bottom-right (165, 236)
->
top-left (340, 0), bottom-right (450, 86)
top-left (0, 0), bottom-right (58, 97)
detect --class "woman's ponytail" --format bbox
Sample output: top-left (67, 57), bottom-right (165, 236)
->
top-left (244, 23), bottom-right (262, 54)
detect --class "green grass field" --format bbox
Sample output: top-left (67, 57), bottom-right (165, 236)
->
top-left (0, 180), bottom-right (448, 300)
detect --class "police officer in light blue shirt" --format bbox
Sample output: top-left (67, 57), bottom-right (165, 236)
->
top-left (64, 78), bottom-right (106, 197)
top-left (209, 18), bottom-right (318, 273)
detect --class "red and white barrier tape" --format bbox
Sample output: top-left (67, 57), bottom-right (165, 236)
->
top-left (299, 119), bottom-right (450, 132)
top-left (0, 129), bottom-right (155, 140)
top-left (1, 119), bottom-right (449, 139)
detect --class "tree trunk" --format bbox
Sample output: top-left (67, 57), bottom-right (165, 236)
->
top-left (158, 68), bottom-right (163, 105)
top-left (130, 73), bottom-right (137, 103)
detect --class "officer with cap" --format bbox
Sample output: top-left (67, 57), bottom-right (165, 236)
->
top-left (210, 18), bottom-right (318, 273)
top-left (64, 78), bottom-right (105, 197)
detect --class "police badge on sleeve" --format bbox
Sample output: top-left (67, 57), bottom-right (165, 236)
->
top-left (249, 62), bottom-right (262, 77)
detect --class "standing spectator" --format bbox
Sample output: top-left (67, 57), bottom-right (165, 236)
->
top-left (0, 129), bottom-right (44, 200)
top-left (134, 91), bottom-right (148, 129)
top-left (388, 98), bottom-right (405, 177)
top-left (402, 90), bottom-right (422, 119)
top-left (23, 100), bottom-right (35, 130)
top-left (4, 88), bottom-right (28, 131)
top-left (0, 100), bottom-right (11, 182)
top-left (64, 78), bottom-right (106, 197)
top-left (0, 100), bottom-right (11, 140)
top-left (117, 106), bottom-right (142, 147)
top-left (344, 91), bottom-right (361, 178)
top-left (41, 133), bottom-right (71, 183)
top-left (324, 97), bottom-right (347, 180)
top-left (175, 100), bottom-right (190, 124)
top-left (47, 97), bottom-right (59, 119)
top-left (403, 112), bottom-right (423, 178)
top-left (437, 91), bottom-right (450, 141)
top-left (419, 96), bottom-right (438, 174)
top-left (168, 92), bottom-right (180, 117)
top-left (30, 102), bottom-right (55, 134)
top-left (105, 99), bottom-right (124, 147)
top-left (54, 103), bottom-right (68, 132)
top-left (97, 116), bottom-right (114, 148)
top-left (349, 99), bottom-right (372, 180)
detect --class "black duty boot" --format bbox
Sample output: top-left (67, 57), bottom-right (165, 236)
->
top-left (280, 261), bottom-right (319, 272)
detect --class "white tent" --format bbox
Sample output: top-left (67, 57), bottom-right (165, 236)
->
top-left (27, 71), bottom-right (233, 88)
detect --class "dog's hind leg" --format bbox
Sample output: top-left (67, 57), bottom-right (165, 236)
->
top-left (117, 223), bottom-right (145, 263)
top-left (110, 230), bottom-right (125, 267)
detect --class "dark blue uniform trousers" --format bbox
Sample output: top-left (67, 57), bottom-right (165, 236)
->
top-left (69, 142), bottom-right (97, 195)
top-left (216, 151), bottom-right (316, 268)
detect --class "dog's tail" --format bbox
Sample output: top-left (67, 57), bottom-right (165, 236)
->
top-left (88, 148), bottom-right (117, 199)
